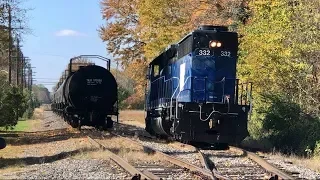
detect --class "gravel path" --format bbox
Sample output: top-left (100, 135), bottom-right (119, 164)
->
top-left (29, 111), bottom-right (69, 132)
top-left (2, 158), bottom-right (131, 179)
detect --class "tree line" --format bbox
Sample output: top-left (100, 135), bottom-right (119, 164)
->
top-left (0, 0), bottom-right (38, 130)
top-left (99, 0), bottom-right (320, 156)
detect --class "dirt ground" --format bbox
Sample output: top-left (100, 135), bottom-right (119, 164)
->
top-left (0, 109), bottom-right (165, 179)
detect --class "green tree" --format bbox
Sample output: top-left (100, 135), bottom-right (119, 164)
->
top-left (0, 83), bottom-right (27, 129)
top-left (238, 0), bottom-right (320, 155)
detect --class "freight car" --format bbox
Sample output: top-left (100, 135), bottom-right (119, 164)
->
top-left (144, 25), bottom-right (252, 146)
top-left (51, 55), bottom-right (118, 130)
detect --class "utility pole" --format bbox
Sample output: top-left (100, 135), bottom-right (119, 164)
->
top-left (21, 56), bottom-right (25, 89)
top-left (23, 58), bottom-right (30, 89)
top-left (8, 3), bottom-right (12, 84)
top-left (16, 37), bottom-right (20, 86)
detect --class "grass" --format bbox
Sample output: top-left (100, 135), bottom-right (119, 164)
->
top-left (0, 119), bottom-right (35, 132)
top-left (0, 108), bottom-right (44, 132)
top-left (10, 120), bottom-right (30, 131)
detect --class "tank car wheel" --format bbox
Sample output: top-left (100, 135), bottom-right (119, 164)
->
top-left (96, 126), bottom-right (103, 131)
top-left (105, 117), bottom-right (114, 129)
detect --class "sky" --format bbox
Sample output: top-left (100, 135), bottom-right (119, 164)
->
top-left (20, 0), bottom-right (114, 92)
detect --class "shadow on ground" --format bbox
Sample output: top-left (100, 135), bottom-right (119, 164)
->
top-left (0, 128), bottom-right (88, 146)
top-left (0, 147), bottom-right (96, 169)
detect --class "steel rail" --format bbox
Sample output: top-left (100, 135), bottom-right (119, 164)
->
top-left (196, 147), bottom-right (218, 180)
top-left (172, 142), bottom-right (230, 180)
top-left (110, 132), bottom-right (230, 180)
top-left (86, 136), bottom-right (158, 180)
top-left (230, 146), bottom-right (295, 180)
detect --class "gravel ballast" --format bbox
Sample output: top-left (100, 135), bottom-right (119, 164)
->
top-left (2, 158), bottom-right (131, 179)
top-left (0, 110), bottom-right (132, 179)
top-left (265, 155), bottom-right (320, 179)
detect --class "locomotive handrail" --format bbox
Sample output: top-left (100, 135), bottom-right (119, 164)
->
top-left (193, 76), bottom-right (227, 104)
top-left (69, 55), bottom-right (112, 75)
top-left (175, 76), bottom-right (192, 119)
top-left (149, 75), bottom-right (180, 120)
top-left (171, 76), bottom-right (192, 133)
top-left (169, 77), bottom-right (179, 119)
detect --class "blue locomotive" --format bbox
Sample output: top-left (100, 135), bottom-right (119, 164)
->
top-left (144, 25), bottom-right (252, 145)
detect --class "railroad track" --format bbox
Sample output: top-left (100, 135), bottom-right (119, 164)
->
top-left (195, 146), bottom-right (296, 180)
top-left (79, 123), bottom-right (297, 179)
top-left (86, 135), bottom-right (153, 180)
top-left (229, 146), bottom-right (295, 179)
top-left (113, 132), bottom-right (232, 179)
top-left (111, 122), bottom-right (298, 179)
top-left (252, 151), bottom-right (303, 179)
top-left (85, 129), bottom-right (227, 180)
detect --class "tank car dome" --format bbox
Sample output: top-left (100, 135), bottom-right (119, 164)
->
top-left (198, 25), bottom-right (228, 32)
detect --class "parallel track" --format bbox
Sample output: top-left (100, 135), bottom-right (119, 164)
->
top-left (110, 122), bottom-right (296, 179)
top-left (229, 147), bottom-right (295, 179)
top-left (109, 131), bottom-right (229, 180)
top-left (87, 135), bottom-right (157, 180)
top-left (76, 122), bottom-right (295, 179)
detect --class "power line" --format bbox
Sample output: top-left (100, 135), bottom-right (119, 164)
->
top-left (34, 78), bottom-right (59, 80)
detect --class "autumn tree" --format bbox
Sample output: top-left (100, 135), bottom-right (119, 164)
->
top-left (238, 0), bottom-right (320, 155)
top-left (99, 0), bottom-right (249, 108)
top-left (99, 0), bottom-right (147, 107)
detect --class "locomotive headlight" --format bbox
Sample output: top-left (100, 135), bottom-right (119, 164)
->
top-left (217, 42), bottom-right (222, 47)
top-left (210, 41), bottom-right (217, 48)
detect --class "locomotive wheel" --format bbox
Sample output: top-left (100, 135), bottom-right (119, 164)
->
top-left (145, 117), bottom-right (155, 136)
top-left (70, 117), bottom-right (79, 128)
top-left (70, 121), bottom-right (78, 128)
top-left (77, 119), bottom-right (82, 131)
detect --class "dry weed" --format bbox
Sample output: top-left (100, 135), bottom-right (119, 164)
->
top-left (168, 142), bottom-right (196, 151)
top-left (0, 145), bottom-right (25, 159)
top-left (119, 110), bottom-right (145, 127)
top-left (32, 108), bottom-right (44, 120)
top-left (96, 137), bottom-right (173, 167)
top-left (264, 152), bottom-right (320, 173)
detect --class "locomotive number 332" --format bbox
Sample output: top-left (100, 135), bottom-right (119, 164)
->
top-left (220, 51), bottom-right (231, 57)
